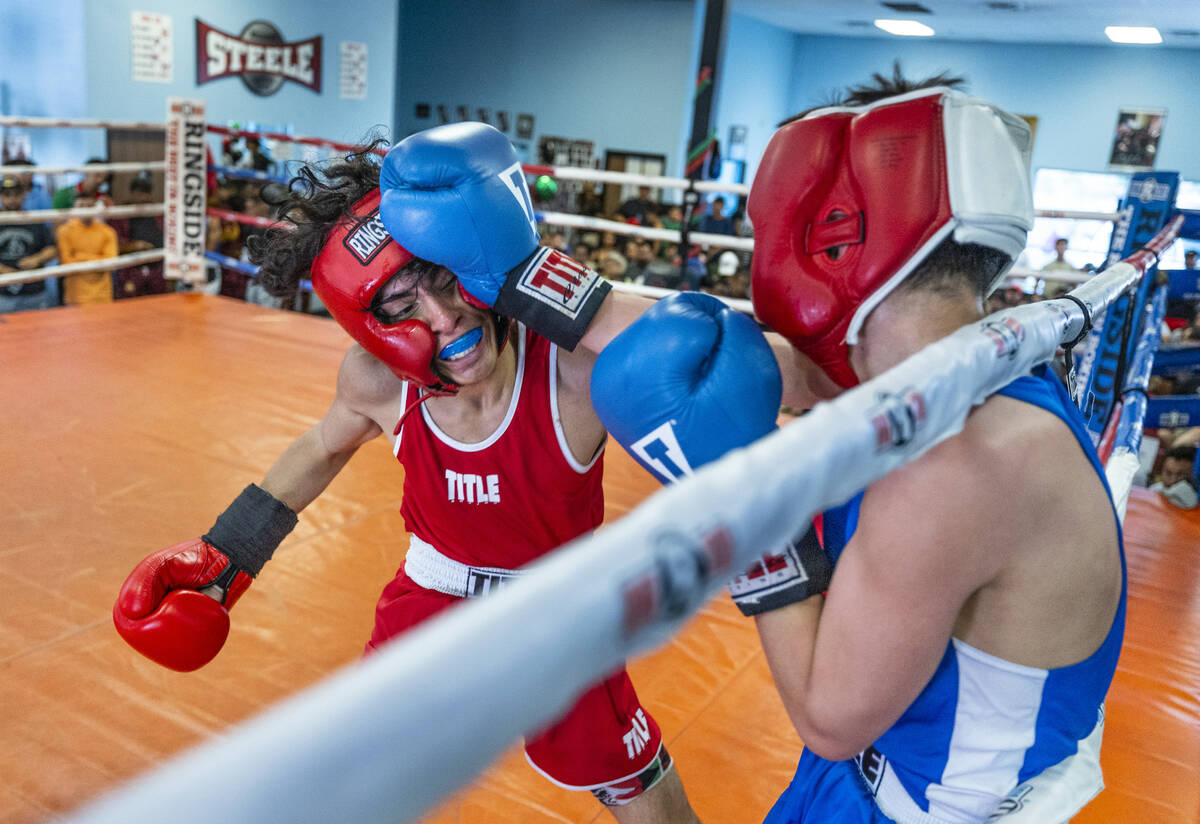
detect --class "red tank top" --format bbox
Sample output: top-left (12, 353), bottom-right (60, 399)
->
top-left (394, 325), bottom-right (605, 569)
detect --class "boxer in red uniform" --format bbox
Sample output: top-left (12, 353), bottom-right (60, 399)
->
top-left (112, 140), bottom-right (708, 822)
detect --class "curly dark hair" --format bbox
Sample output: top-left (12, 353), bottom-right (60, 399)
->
top-left (246, 136), bottom-right (387, 299)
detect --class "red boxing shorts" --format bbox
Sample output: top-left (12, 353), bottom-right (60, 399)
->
top-left (366, 569), bottom-right (670, 804)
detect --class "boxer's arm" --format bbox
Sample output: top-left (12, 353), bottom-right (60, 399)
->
top-left (555, 291), bottom-right (656, 464)
top-left (754, 429), bottom-right (1010, 760)
top-left (261, 346), bottom-right (386, 513)
top-left (569, 289), bottom-right (654, 357)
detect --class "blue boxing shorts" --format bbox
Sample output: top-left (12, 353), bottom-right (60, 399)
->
top-left (764, 748), bottom-right (890, 823)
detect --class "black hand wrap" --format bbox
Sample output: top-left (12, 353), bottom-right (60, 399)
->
top-left (202, 484), bottom-right (299, 577)
top-left (494, 247), bottom-right (612, 351)
top-left (728, 525), bottom-right (832, 616)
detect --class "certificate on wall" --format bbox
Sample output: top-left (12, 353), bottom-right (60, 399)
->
top-left (1108, 107), bottom-right (1165, 171)
top-left (132, 11), bottom-right (173, 83)
top-left (339, 41), bottom-right (368, 100)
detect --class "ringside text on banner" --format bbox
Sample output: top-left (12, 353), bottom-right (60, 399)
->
top-left (164, 97), bottom-right (208, 284)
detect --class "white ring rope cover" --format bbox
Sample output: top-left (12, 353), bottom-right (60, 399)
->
top-left (0, 161), bottom-right (166, 177)
top-left (0, 204), bottom-right (165, 225)
top-left (0, 249), bottom-right (165, 288)
top-left (63, 211), bottom-right (1178, 824)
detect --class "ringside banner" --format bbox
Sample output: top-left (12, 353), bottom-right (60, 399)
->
top-left (164, 97), bottom-right (207, 284)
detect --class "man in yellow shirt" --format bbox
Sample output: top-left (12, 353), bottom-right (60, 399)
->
top-left (56, 190), bottom-right (117, 305)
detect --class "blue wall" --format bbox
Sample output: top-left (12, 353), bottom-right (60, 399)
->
top-left (0, 0), bottom-right (89, 167)
top-left (82, 1), bottom-right (399, 146)
top-left (7, 2), bottom-right (1200, 192)
top-left (783, 35), bottom-right (1200, 180)
top-left (395, 0), bottom-right (699, 175)
top-left (713, 13), bottom-right (797, 183)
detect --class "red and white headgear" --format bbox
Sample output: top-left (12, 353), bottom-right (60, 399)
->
top-left (311, 190), bottom-right (448, 389)
top-left (749, 87), bottom-right (1034, 387)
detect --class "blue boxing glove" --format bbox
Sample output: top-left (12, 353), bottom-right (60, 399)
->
top-left (379, 123), bottom-right (610, 350)
top-left (592, 292), bottom-right (831, 616)
top-left (592, 292), bottom-right (782, 483)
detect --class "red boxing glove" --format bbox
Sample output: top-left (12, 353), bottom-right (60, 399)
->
top-left (113, 539), bottom-right (252, 672)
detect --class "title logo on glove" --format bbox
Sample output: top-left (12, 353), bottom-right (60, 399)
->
top-left (515, 248), bottom-right (605, 320)
top-left (630, 421), bottom-right (694, 483)
top-left (196, 19), bottom-right (322, 95)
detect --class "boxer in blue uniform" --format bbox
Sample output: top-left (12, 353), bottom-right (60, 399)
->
top-left (593, 70), bottom-right (1123, 823)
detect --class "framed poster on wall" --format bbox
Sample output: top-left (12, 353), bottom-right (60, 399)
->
top-left (1108, 107), bottom-right (1165, 171)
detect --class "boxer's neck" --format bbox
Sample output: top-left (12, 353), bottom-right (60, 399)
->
top-left (850, 287), bottom-right (983, 382)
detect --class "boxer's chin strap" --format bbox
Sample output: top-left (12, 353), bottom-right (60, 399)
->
top-left (394, 387), bottom-right (455, 436)
top-left (394, 317), bottom-right (514, 436)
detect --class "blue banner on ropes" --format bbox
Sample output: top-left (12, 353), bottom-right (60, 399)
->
top-left (1177, 208), bottom-right (1200, 241)
top-left (1151, 343), bottom-right (1200, 372)
top-left (1113, 286), bottom-right (1166, 457)
top-left (1165, 269), bottom-right (1200, 302)
top-left (1079, 171), bottom-right (1178, 442)
top-left (1145, 395), bottom-right (1200, 428)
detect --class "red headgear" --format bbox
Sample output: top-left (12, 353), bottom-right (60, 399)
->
top-left (311, 190), bottom-right (448, 389)
top-left (749, 87), bottom-right (1033, 387)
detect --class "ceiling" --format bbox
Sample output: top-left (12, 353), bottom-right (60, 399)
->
top-left (732, 0), bottom-right (1200, 47)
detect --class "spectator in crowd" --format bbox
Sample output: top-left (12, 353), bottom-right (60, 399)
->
top-left (55, 189), bottom-right (117, 305)
top-left (1174, 305), bottom-right (1200, 343)
top-left (545, 230), bottom-right (570, 254)
top-left (599, 250), bottom-right (628, 281)
top-left (715, 249), bottom-right (740, 280)
top-left (695, 196), bottom-right (735, 236)
top-left (660, 203), bottom-right (685, 232)
top-left (1002, 283), bottom-right (1026, 307)
top-left (1150, 445), bottom-right (1198, 509)
top-left (243, 137), bottom-right (274, 173)
top-left (572, 243), bottom-right (594, 267)
top-left (1168, 427), bottom-right (1200, 449)
top-left (1041, 237), bottom-right (1077, 299)
top-left (1182, 249), bottom-right (1198, 270)
top-left (223, 135), bottom-right (274, 173)
top-left (593, 230), bottom-right (619, 264)
top-left (576, 180), bottom-right (604, 217)
top-left (1042, 237), bottom-right (1076, 272)
top-left (0, 175), bottom-right (58, 313)
top-left (728, 270), bottom-right (750, 300)
top-left (7, 159), bottom-right (53, 212)
top-left (112, 175), bottom-right (166, 298)
top-left (625, 239), bottom-right (657, 284)
top-left (52, 157), bottom-right (113, 209)
top-left (617, 185), bottom-right (657, 224)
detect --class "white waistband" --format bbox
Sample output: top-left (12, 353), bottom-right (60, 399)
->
top-left (403, 535), bottom-right (523, 598)
top-left (856, 710), bottom-right (1105, 824)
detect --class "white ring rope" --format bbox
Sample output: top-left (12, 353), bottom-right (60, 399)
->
top-left (0, 249), bottom-right (164, 287)
top-left (0, 161), bottom-right (165, 177)
top-left (0, 116), bottom-right (165, 131)
top-left (64, 207), bottom-right (1178, 824)
top-left (530, 163), bottom-right (750, 196)
top-left (535, 209), bottom-right (755, 250)
top-left (1006, 266), bottom-right (1092, 285)
top-left (613, 280), bottom-right (754, 314)
top-left (1035, 209), bottom-right (1121, 222)
top-left (0, 204), bottom-right (165, 225)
